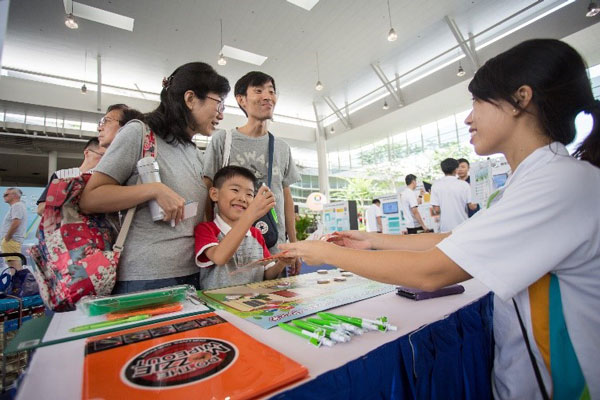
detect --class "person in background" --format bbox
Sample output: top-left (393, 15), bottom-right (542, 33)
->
top-left (457, 157), bottom-right (480, 217)
top-left (81, 62), bottom-right (230, 293)
top-left (1, 188), bottom-right (27, 270)
top-left (430, 158), bottom-right (478, 232)
top-left (280, 39), bottom-right (600, 399)
top-left (400, 174), bottom-right (429, 234)
top-left (195, 166), bottom-right (291, 290)
top-left (97, 104), bottom-right (143, 149)
top-left (202, 71), bottom-right (302, 275)
top-left (36, 138), bottom-right (105, 216)
top-left (365, 199), bottom-right (383, 233)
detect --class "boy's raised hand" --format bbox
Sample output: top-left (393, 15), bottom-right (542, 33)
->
top-left (246, 185), bottom-right (276, 221)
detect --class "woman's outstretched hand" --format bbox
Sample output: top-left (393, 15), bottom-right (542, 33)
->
top-left (323, 231), bottom-right (372, 250)
top-left (278, 240), bottom-right (334, 266)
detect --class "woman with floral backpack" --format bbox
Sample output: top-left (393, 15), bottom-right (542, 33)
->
top-left (81, 62), bottom-right (230, 294)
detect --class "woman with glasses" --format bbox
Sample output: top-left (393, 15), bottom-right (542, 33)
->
top-left (81, 62), bottom-right (230, 294)
top-left (280, 39), bottom-right (600, 399)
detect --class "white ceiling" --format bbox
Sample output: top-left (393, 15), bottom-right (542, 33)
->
top-left (1, 0), bottom-right (599, 155)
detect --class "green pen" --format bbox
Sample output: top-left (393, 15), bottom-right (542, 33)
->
top-left (307, 313), bottom-right (364, 335)
top-left (292, 320), bottom-right (350, 343)
top-left (319, 312), bottom-right (390, 332)
top-left (278, 323), bottom-right (334, 347)
top-left (69, 314), bottom-right (150, 333)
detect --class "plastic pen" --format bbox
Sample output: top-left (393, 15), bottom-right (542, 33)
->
top-left (319, 312), bottom-right (397, 332)
top-left (309, 316), bottom-right (364, 335)
top-left (292, 320), bottom-right (350, 343)
top-left (69, 314), bottom-right (150, 333)
top-left (278, 323), bottom-right (334, 347)
top-left (318, 312), bottom-right (380, 331)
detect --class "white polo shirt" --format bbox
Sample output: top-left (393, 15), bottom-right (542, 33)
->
top-left (365, 204), bottom-right (383, 232)
top-left (437, 143), bottom-right (600, 399)
top-left (400, 188), bottom-right (420, 228)
top-left (430, 175), bottom-right (472, 232)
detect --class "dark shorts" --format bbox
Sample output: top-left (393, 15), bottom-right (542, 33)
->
top-left (112, 272), bottom-right (200, 294)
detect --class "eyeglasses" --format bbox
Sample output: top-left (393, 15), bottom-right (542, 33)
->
top-left (98, 116), bottom-right (122, 127)
top-left (3, 193), bottom-right (10, 197)
top-left (88, 149), bottom-right (104, 157)
top-left (206, 96), bottom-right (226, 113)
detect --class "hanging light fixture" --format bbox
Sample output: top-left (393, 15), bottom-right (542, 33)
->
top-left (457, 62), bottom-right (466, 77)
top-left (217, 19), bottom-right (227, 66)
top-left (315, 52), bottom-right (323, 91)
top-left (386, 0), bottom-right (397, 41)
top-left (586, 1), bottom-right (600, 17)
top-left (65, 2), bottom-right (78, 29)
top-left (65, 14), bottom-right (78, 29)
top-left (81, 51), bottom-right (87, 94)
top-left (383, 100), bottom-right (389, 110)
top-left (330, 126), bottom-right (335, 134)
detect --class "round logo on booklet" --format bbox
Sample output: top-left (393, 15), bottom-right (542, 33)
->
top-left (255, 220), bottom-right (269, 234)
top-left (122, 338), bottom-right (237, 389)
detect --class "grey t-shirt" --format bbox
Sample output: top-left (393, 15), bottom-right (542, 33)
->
top-left (95, 120), bottom-right (207, 281)
top-left (1, 201), bottom-right (27, 243)
top-left (203, 129), bottom-right (301, 253)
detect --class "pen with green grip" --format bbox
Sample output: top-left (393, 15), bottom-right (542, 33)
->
top-left (69, 314), bottom-right (150, 333)
top-left (310, 315), bottom-right (364, 335)
top-left (292, 320), bottom-right (350, 343)
top-left (278, 323), bottom-right (334, 347)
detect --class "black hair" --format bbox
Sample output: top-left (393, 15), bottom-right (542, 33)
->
top-left (234, 71), bottom-right (276, 117)
top-left (469, 39), bottom-right (600, 168)
top-left (146, 62), bottom-right (230, 145)
top-left (372, 199), bottom-right (380, 204)
top-left (441, 158), bottom-right (459, 175)
top-left (84, 137), bottom-right (100, 150)
top-left (106, 104), bottom-right (128, 113)
top-left (213, 165), bottom-right (257, 189)
top-left (405, 174), bottom-right (416, 186)
top-left (121, 108), bottom-right (145, 125)
top-left (457, 158), bottom-right (470, 166)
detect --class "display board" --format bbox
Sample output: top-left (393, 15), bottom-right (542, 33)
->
top-left (82, 312), bottom-right (308, 399)
top-left (470, 158), bottom-right (511, 206)
top-left (378, 193), bottom-right (405, 234)
top-left (321, 200), bottom-right (358, 234)
top-left (201, 272), bottom-right (396, 329)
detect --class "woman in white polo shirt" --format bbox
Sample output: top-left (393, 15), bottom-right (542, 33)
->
top-left (280, 39), bottom-right (600, 399)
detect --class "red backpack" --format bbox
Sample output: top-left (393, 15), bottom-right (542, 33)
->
top-left (29, 122), bottom-right (156, 311)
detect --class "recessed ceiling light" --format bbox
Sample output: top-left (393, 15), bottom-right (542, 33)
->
top-left (286, 0), bottom-right (320, 11)
top-left (221, 45), bottom-right (267, 66)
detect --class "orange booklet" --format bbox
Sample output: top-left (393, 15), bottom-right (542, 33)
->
top-left (82, 312), bottom-right (308, 399)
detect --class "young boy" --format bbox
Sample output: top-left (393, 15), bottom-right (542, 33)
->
top-left (195, 166), bottom-right (290, 290)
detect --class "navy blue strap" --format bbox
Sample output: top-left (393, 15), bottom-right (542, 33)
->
top-left (267, 132), bottom-right (274, 187)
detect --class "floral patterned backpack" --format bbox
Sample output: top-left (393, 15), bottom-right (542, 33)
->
top-left (29, 121), bottom-right (156, 311)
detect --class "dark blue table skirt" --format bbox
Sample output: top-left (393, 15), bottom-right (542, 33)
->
top-left (272, 292), bottom-right (494, 400)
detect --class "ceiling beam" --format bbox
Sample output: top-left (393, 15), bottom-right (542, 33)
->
top-left (323, 96), bottom-right (352, 129)
top-left (370, 63), bottom-right (403, 107)
top-left (444, 16), bottom-right (480, 70)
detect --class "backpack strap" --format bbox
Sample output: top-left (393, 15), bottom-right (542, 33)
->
top-left (113, 122), bottom-right (156, 252)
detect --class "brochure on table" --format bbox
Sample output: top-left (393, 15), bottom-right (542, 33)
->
top-left (5, 299), bottom-right (211, 354)
top-left (201, 271), bottom-right (396, 329)
top-left (82, 312), bottom-right (308, 399)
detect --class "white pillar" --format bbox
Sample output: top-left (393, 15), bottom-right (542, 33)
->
top-left (48, 150), bottom-right (58, 180)
top-left (316, 128), bottom-right (329, 199)
top-left (312, 102), bottom-right (329, 199)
